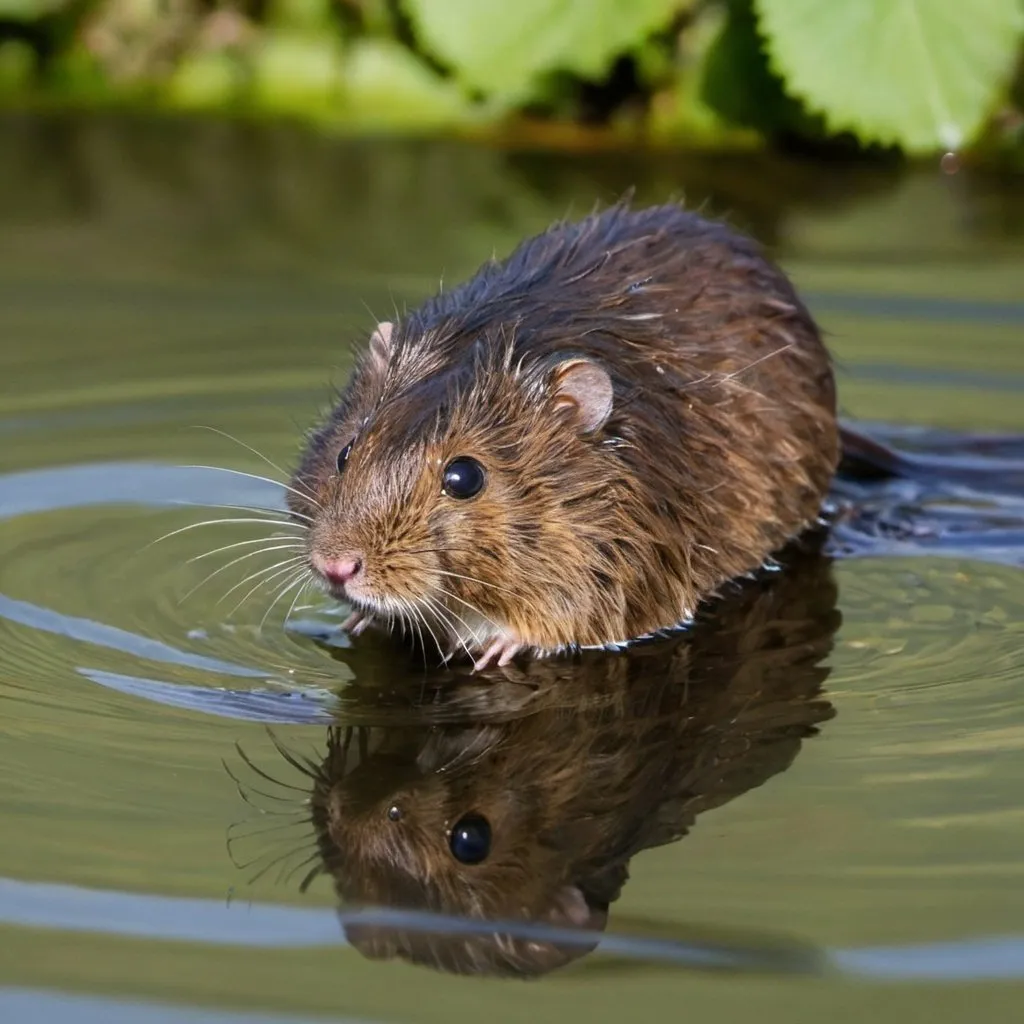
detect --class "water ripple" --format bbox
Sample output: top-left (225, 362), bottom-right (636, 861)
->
top-left (0, 459), bottom-right (339, 706)
top-left (0, 594), bottom-right (265, 680)
top-left (76, 668), bottom-right (335, 724)
top-left (0, 877), bottom-right (1021, 982)
top-left (0, 988), bottom-right (358, 1024)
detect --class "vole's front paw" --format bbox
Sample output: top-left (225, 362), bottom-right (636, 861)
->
top-left (472, 636), bottom-right (525, 672)
top-left (341, 610), bottom-right (375, 637)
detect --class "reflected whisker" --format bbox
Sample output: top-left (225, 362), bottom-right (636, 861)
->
top-left (225, 779), bottom-right (310, 808)
top-left (227, 829), bottom-right (316, 860)
top-left (239, 836), bottom-right (321, 885)
top-left (223, 774), bottom-right (302, 821)
top-left (297, 862), bottom-right (325, 894)
top-left (226, 839), bottom-right (311, 875)
top-left (229, 745), bottom-right (313, 794)
top-left (228, 820), bottom-right (314, 842)
top-left (278, 849), bottom-right (323, 887)
top-left (233, 841), bottom-right (310, 877)
top-left (267, 727), bottom-right (326, 780)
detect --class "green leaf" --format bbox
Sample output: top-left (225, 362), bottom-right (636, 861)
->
top-left (167, 51), bottom-right (244, 111)
top-left (754, 0), bottom-right (1024, 153)
top-left (401, 0), bottom-right (692, 102)
top-left (266, 0), bottom-right (336, 33)
top-left (649, 3), bottom-right (767, 144)
top-left (249, 30), bottom-right (345, 114)
top-left (341, 38), bottom-right (477, 129)
top-left (0, 40), bottom-right (34, 91)
top-left (699, 0), bottom-right (804, 135)
top-left (0, 0), bottom-right (69, 17)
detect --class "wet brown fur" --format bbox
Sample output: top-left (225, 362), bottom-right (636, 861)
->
top-left (289, 200), bottom-right (839, 657)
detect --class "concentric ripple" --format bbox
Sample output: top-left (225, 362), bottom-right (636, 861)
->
top-left (0, 459), bottom-right (355, 725)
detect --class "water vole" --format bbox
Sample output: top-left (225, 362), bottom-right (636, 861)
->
top-left (288, 201), bottom-right (838, 668)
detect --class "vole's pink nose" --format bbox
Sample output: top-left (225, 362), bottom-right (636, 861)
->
top-left (312, 552), bottom-right (363, 586)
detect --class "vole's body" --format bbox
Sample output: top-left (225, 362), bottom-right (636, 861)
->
top-left (290, 202), bottom-right (839, 668)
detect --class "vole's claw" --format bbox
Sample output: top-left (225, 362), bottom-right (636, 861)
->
top-left (342, 610), bottom-right (373, 636)
top-left (473, 638), bottom-right (524, 672)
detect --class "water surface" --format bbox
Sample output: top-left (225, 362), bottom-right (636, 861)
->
top-left (1, 114), bottom-right (1024, 1021)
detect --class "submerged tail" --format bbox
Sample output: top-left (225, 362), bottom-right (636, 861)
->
top-left (838, 423), bottom-right (1024, 493)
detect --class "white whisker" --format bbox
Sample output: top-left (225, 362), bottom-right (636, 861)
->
top-left (260, 571), bottom-right (311, 630)
top-left (146, 517), bottom-right (303, 551)
top-left (431, 594), bottom-right (485, 647)
top-left (219, 556), bottom-right (310, 612)
top-left (432, 568), bottom-right (517, 598)
top-left (400, 597), bottom-right (429, 671)
top-left (422, 594), bottom-right (475, 663)
top-left (226, 563), bottom-right (309, 621)
top-left (435, 585), bottom-right (501, 636)
top-left (281, 574), bottom-right (313, 627)
top-left (172, 500), bottom-right (313, 525)
top-left (408, 597), bottom-right (445, 663)
top-left (187, 535), bottom-right (304, 564)
top-left (182, 464), bottom-right (323, 512)
top-left (181, 543), bottom-right (308, 604)
top-left (191, 426), bottom-right (299, 490)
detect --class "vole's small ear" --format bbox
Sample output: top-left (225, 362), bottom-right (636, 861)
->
top-left (550, 358), bottom-right (613, 434)
top-left (367, 321), bottom-right (393, 374)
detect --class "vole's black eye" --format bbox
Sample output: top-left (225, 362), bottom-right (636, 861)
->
top-left (442, 457), bottom-right (485, 499)
top-left (336, 441), bottom-right (353, 474)
top-left (448, 813), bottom-right (491, 864)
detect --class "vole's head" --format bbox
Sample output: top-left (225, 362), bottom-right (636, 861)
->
top-left (289, 320), bottom-right (638, 656)
top-left (310, 722), bottom-right (608, 976)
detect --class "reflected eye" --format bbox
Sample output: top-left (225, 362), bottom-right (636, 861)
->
top-left (442, 457), bottom-right (485, 500)
top-left (336, 441), bottom-right (353, 474)
top-left (448, 813), bottom-right (491, 864)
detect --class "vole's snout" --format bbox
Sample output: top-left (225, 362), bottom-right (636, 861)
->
top-left (311, 550), bottom-right (364, 588)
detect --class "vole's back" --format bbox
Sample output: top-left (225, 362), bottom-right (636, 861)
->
top-left (399, 203), bottom-right (821, 382)
top-left (414, 205), bottom-right (742, 311)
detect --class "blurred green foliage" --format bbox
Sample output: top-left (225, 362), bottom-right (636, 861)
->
top-left (0, 0), bottom-right (1022, 157)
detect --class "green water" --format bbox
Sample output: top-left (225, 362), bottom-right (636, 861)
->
top-left (1, 114), bottom-right (1024, 1021)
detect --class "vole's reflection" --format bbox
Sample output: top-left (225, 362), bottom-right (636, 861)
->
top-left (271, 546), bottom-right (838, 977)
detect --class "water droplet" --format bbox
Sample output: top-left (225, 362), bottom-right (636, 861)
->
top-left (940, 151), bottom-right (960, 175)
